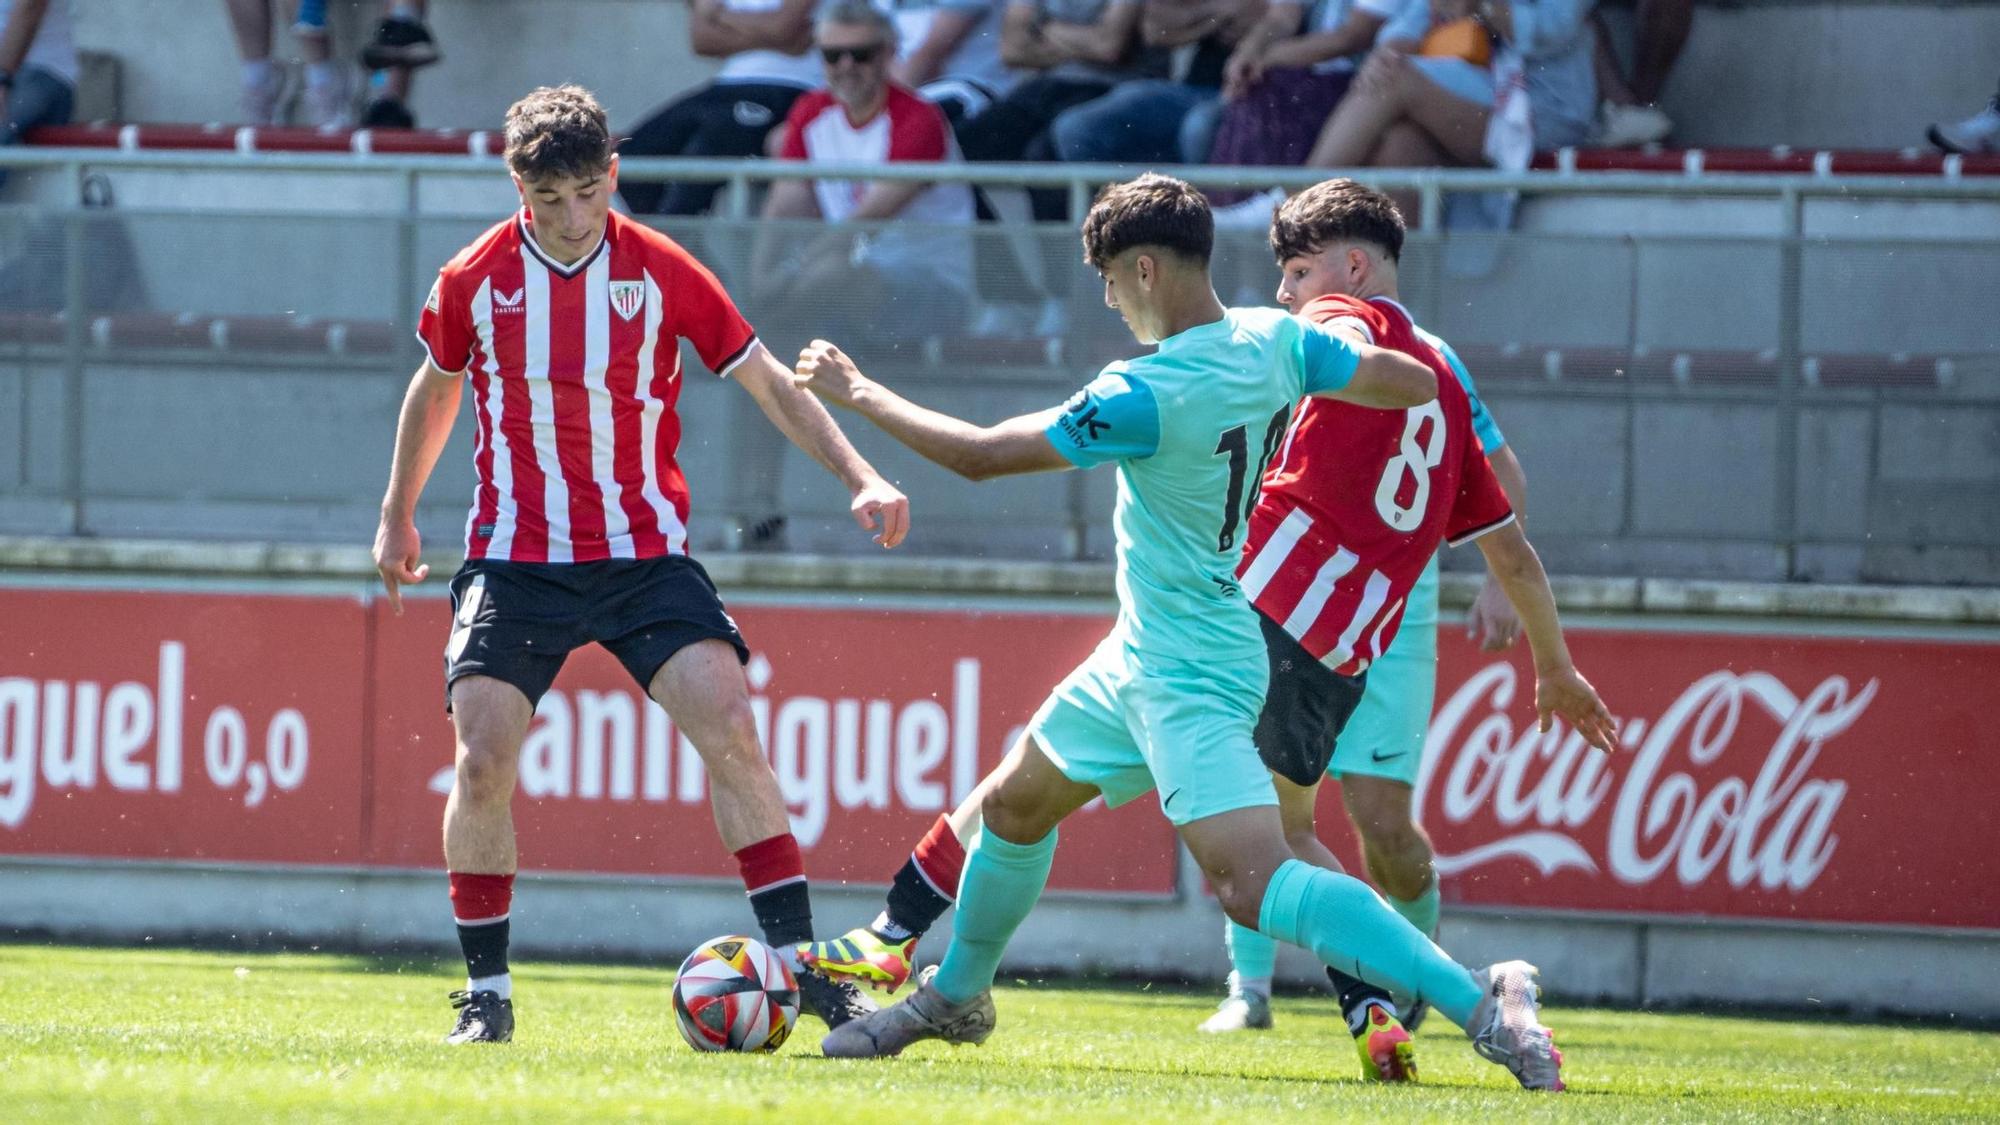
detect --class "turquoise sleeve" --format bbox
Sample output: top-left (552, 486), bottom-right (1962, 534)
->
top-left (1299, 322), bottom-right (1361, 396)
top-left (1436, 339), bottom-right (1506, 451)
top-left (1045, 367), bottom-right (1162, 467)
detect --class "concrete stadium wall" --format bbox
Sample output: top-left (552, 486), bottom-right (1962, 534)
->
top-left (1, 544), bottom-right (1997, 1022)
top-left (66, 1), bottom-right (2000, 151)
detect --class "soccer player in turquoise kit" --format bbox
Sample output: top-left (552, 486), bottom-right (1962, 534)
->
top-left (789, 174), bottom-right (1568, 1090)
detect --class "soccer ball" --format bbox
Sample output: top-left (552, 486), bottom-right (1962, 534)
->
top-left (672, 934), bottom-right (800, 1053)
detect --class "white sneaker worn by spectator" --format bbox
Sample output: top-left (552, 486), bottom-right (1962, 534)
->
top-left (302, 62), bottom-right (352, 130)
top-left (1929, 98), bottom-right (2000, 154)
top-left (1211, 188), bottom-right (1287, 230)
top-left (240, 60), bottom-right (287, 126)
top-left (1595, 100), bottom-right (1673, 147)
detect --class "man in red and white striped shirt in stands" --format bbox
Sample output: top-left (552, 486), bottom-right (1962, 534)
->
top-left (372, 84), bottom-right (907, 1045)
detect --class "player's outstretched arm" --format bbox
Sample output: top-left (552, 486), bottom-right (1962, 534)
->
top-left (1316, 341), bottom-right (1437, 409)
top-left (373, 359), bottom-right (462, 615)
top-left (794, 339), bottom-right (1074, 480)
top-left (1472, 521), bottom-right (1620, 752)
top-left (733, 342), bottom-right (911, 549)
top-left (1467, 443), bottom-right (1528, 651)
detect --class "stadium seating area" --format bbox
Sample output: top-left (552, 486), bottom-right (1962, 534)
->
top-left (0, 0), bottom-right (1988, 585)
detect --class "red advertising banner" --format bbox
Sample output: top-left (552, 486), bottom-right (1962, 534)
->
top-left (4, 583), bottom-right (1998, 928)
top-left (1396, 627), bottom-right (2000, 930)
top-left (364, 598), bottom-right (1179, 895)
top-left (0, 586), bottom-right (1177, 895)
top-left (0, 588), bottom-right (369, 864)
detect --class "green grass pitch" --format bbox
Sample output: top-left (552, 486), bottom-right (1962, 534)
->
top-left (4, 943), bottom-right (1996, 1122)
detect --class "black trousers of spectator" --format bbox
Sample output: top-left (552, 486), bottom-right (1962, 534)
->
top-left (619, 81), bottom-right (804, 216)
top-left (954, 76), bottom-right (1111, 302)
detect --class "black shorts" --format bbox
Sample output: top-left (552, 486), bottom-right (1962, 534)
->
top-left (443, 555), bottom-right (750, 711)
top-left (1253, 609), bottom-right (1368, 788)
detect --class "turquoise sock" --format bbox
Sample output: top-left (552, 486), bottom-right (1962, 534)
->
top-left (932, 828), bottom-right (1056, 1004)
top-left (1226, 918), bottom-right (1277, 988)
top-left (1387, 878), bottom-right (1441, 938)
top-left (1258, 859), bottom-right (1482, 1027)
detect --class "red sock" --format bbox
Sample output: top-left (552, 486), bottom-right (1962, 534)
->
top-left (912, 813), bottom-right (967, 898)
top-left (449, 871), bottom-right (514, 924)
top-left (733, 834), bottom-right (813, 947)
top-left (448, 872), bottom-right (514, 979)
top-left (883, 813), bottom-right (965, 938)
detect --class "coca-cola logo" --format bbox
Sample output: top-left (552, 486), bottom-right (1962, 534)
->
top-left (1416, 665), bottom-right (1876, 893)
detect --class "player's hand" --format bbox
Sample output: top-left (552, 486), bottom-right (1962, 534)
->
top-left (372, 515), bottom-right (430, 616)
top-left (1466, 574), bottom-right (1522, 651)
top-left (1535, 665), bottom-right (1618, 752)
top-left (793, 339), bottom-right (871, 409)
top-left (850, 476), bottom-right (910, 549)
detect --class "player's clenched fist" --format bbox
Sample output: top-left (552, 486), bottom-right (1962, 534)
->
top-left (793, 339), bottom-right (872, 409)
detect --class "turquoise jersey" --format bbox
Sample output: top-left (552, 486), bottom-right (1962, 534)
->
top-left (1046, 306), bottom-right (1361, 660)
top-left (1406, 324), bottom-right (1507, 629)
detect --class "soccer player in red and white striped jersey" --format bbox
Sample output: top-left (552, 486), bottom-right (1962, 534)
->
top-left (371, 84), bottom-right (907, 1044)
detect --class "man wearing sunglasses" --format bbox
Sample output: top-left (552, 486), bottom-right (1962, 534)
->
top-left (752, 0), bottom-right (976, 347)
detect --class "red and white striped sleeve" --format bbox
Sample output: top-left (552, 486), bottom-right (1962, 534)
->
top-left (658, 242), bottom-right (758, 377)
top-left (416, 266), bottom-right (473, 375)
top-left (1444, 444), bottom-right (1517, 547)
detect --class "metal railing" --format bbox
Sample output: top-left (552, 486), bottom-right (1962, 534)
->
top-left (0, 148), bottom-right (1993, 583)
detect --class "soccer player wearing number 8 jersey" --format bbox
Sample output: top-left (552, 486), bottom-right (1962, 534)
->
top-left (791, 175), bottom-right (1582, 1091)
top-left (1198, 180), bottom-right (1619, 1082)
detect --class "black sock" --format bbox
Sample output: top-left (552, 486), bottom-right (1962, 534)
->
top-left (751, 880), bottom-right (815, 947)
top-left (884, 855), bottom-right (956, 938)
top-left (1328, 966), bottom-right (1396, 1031)
top-left (458, 919), bottom-right (510, 981)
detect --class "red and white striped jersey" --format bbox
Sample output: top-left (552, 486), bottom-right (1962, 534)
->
top-left (418, 209), bottom-right (758, 563)
top-left (1239, 294), bottom-right (1514, 676)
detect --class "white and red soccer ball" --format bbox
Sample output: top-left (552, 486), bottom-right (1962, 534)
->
top-left (672, 935), bottom-right (800, 1053)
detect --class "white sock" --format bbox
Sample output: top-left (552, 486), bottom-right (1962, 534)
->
top-left (1230, 972), bottom-right (1272, 1000)
top-left (241, 60), bottom-right (275, 89)
top-left (304, 60), bottom-right (342, 91)
top-left (389, 3), bottom-right (421, 20)
top-left (468, 972), bottom-right (512, 999)
top-left (870, 911), bottom-right (914, 942)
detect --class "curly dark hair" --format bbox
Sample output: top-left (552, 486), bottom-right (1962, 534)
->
top-left (1081, 174), bottom-right (1214, 269)
top-left (1269, 178), bottom-right (1405, 264)
top-left (504, 85), bottom-right (612, 182)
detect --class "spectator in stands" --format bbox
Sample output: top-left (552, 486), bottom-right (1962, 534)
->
top-left (1202, 0), bottom-right (1405, 179)
top-left (1929, 79), bottom-right (2000, 155)
top-left (358, 1), bottom-right (440, 127)
top-left (618, 0), bottom-right (817, 216)
top-left (224, 0), bottom-right (348, 126)
top-left (889, 0), bottom-right (1018, 128)
top-left (754, 1), bottom-right (974, 339)
top-left (1045, 0), bottom-right (1262, 166)
top-left (956, 0), bottom-right (1153, 168)
top-left (1589, 0), bottom-right (1689, 146)
top-left (958, 0), bottom-right (1154, 335)
top-left (742, 0), bottom-right (973, 547)
top-left (1221, 0), bottom-right (1596, 223)
top-left (0, 0), bottom-right (75, 150)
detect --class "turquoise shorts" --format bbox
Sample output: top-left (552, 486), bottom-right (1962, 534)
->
top-left (1328, 618), bottom-right (1438, 787)
top-left (1028, 632), bottom-right (1277, 825)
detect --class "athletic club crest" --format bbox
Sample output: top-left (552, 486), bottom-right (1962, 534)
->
top-left (609, 280), bottom-right (645, 321)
